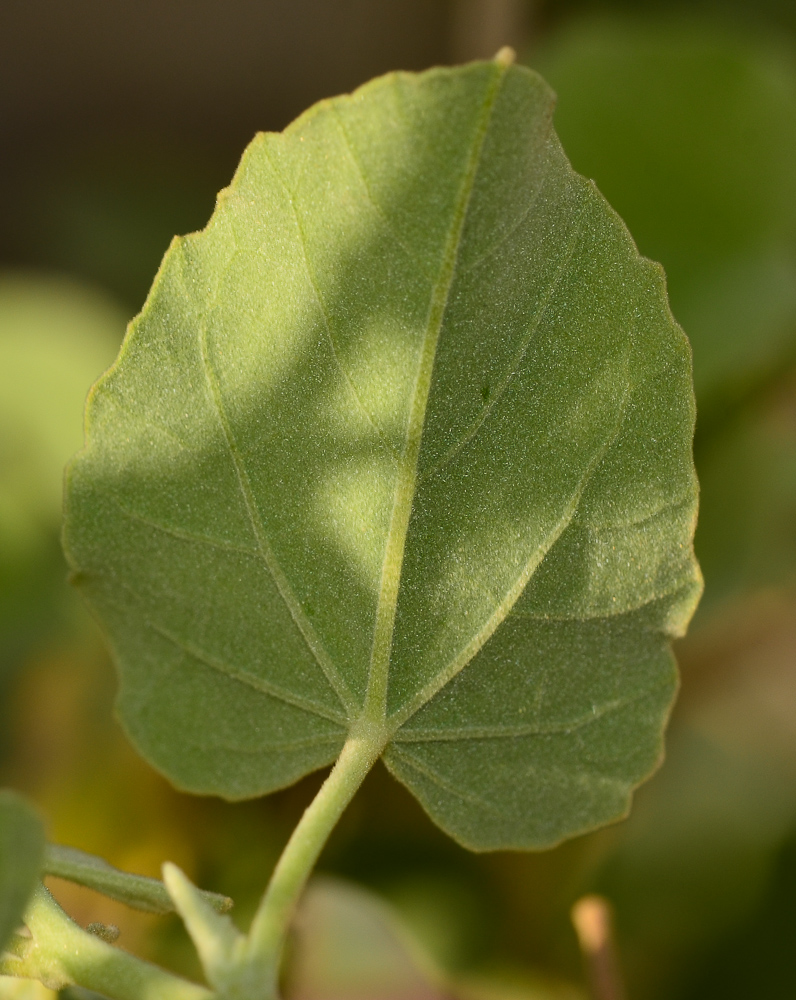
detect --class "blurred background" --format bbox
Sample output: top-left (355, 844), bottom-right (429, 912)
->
top-left (1, 1), bottom-right (796, 998)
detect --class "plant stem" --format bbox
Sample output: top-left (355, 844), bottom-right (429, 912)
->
top-left (245, 732), bottom-right (385, 995)
top-left (5, 884), bottom-right (211, 1000)
top-left (571, 895), bottom-right (626, 1000)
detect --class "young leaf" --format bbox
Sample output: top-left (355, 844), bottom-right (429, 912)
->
top-left (43, 845), bottom-right (232, 915)
top-left (0, 790), bottom-right (45, 951)
top-left (162, 863), bottom-right (245, 993)
top-left (64, 59), bottom-right (701, 849)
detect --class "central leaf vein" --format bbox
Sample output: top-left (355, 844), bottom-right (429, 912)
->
top-left (363, 63), bottom-right (509, 727)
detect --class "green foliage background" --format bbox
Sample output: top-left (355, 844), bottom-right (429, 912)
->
top-left (1, 2), bottom-right (795, 999)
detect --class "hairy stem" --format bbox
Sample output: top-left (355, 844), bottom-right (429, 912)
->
top-left (4, 884), bottom-right (211, 1000)
top-left (245, 732), bottom-right (385, 996)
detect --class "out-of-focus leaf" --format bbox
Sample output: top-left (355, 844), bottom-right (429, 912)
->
top-left (288, 877), bottom-right (446, 1000)
top-left (535, 17), bottom-right (796, 413)
top-left (24, 145), bottom-right (221, 310)
top-left (0, 790), bottom-right (45, 952)
top-left (43, 844), bottom-right (232, 916)
top-left (0, 273), bottom-right (125, 711)
top-left (0, 274), bottom-right (124, 567)
top-left (696, 372), bottom-right (796, 607)
top-left (64, 60), bottom-right (700, 849)
top-left (679, 827), bottom-right (796, 999)
top-left (595, 725), bottom-right (796, 943)
top-left (288, 879), bottom-right (581, 1000)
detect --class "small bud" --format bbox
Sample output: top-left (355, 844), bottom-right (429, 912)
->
top-left (494, 46), bottom-right (516, 67)
top-left (86, 922), bottom-right (121, 944)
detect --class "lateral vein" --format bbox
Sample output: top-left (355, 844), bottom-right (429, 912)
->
top-left (389, 373), bottom-right (636, 731)
top-left (419, 213), bottom-right (583, 483)
top-left (149, 618), bottom-right (348, 725)
top-left (97, 578), bottom-right (347, 725)
top-left (386, 746), bottom-right (503, 815)
top-left (392, 690), bottom-right (649, 742)
top-left (261, 139), bottom-right (398, 459)
top-left (114, 501), bottom-right (260, 557)
top-left (197, 313), bottom-right (357, 717)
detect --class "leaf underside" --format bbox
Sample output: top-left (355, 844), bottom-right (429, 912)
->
top-left (64, 61), bottom-right (701, 850)
top-left (0, 790), bottom-right (45, 951)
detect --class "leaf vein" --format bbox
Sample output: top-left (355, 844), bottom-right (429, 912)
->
top-left (390, 374), bottom-right (636, 731)
top-left (387, 746), bottom-right (504, 816)
top-left (509, 576), bottom-right (697, 624)
top-left (331, 104), bottom-right (417, 262)
top-left (365, 62), bottom-right (511, 724)
top-left (114, 502), bottom-right (260, 557)
top-left (583, 491), bottom-right (695, 533)
top-left (147, 616), bottom-right (348, 726)
top-left (458, 148), bottom-right (553, 275)
top-left (195, 302), bottom-right (357, 716)
top-left (260, 140), bottom-right (398, 459)
top-left (419, 213), bottom-right (583, 483)
top-left (392, 690), bottom-right (650, 742)
top-left (182, 734), bottom-right (344, 756)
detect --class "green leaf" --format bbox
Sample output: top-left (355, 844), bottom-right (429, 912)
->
top-left (162, 864), bottom-right (248, 995)
top-left (43, 845), bottom-right (232, 916)
top-left (288, 877), bottom-right (448, 1000)
top-left (63, 60), bottom-right (701, 849)
top-left (0, 274), bottom-right (124, 660)
top-left (694, 375), bottom-right (796, 609)
top-left (290, 878), bottom-right (576, 1000)
top-left (0, 791), bottom-right (45, 951)
top-left (0, 273), bottom-right (124, 568)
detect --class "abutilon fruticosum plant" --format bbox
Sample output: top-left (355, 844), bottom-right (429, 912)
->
top-left (0, 49), bottom-right (701, 1000)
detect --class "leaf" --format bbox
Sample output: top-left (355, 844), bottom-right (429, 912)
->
top-left (161, 864), bottom-right (243, 991)
top-left (0, 273), bottom-right (124, 669)
top-left (0, 790), bottom-right (45, 952)
top-left (42, 845), bottom-right (232, 916)
top-left (63, 59), bottom-right (701, 849)
top-left (0, 273), bottom-right (124, 567)
top-left (289, 878), bottom-right (579, 1000)
top-left (695, 374), bottom-right (796, 609)
top-left (288, 877), bottom-right (448, 1000)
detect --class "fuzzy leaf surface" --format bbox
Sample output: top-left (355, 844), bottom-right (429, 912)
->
top-left (64, 61), bottom-right (701, 849)
top-left (0, 791), bottom-right (44, 951)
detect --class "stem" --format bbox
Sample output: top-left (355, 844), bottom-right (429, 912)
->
top-left (571, 895), bottom-right (626, 1000)
top-left (245, 732), bottom-right (384, 994)
top-left (6, 884), bottom-right (211, 1000)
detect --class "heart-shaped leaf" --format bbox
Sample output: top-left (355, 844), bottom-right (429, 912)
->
top-left (64, 59), bottom-right (701, 850)
top-left (0, 790), bottom-right (45, 951)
